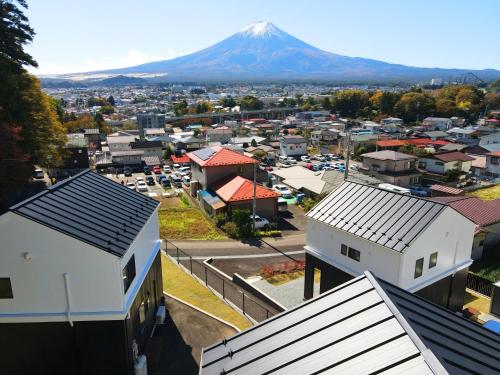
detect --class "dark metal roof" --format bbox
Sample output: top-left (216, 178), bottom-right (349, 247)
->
top-left (201, 272), bottom-right (500, 375)
top-left (10, 170), bottom-right (159, 257)
top-left (307, 181), bottom-right (447, 252)
top-left (130, 140), bottom-right (163, 149)
top-left (379, 278), bottom-right (500, 375)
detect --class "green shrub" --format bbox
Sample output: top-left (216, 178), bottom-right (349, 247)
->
top-left (232, 209), bottom-right (252, 237)
top-left (221, 222), bottom-right (239, 238)
top-left (300, 197), bottom-right (317, 212)
top-left (256, 230), bottom-right (282, 238)
top-left (179, 193), bottom-right (191, 208)
top-left (214, 213), bottom-right (227, 227)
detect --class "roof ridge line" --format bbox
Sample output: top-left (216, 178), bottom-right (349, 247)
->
top-left (9, 169), bottom-right (91, 210)
top-left (364, 271), bottom-right (447, 375)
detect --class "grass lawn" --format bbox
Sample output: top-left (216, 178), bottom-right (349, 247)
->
top-left (157, 196), bottom-right (226, 240)
top-left (468, 184), bottom-right (500, 201)
top-left (161, 254), bottom-right (252, 330)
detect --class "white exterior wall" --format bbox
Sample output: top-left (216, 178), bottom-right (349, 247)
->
top-left (120, 208), bottom-right (161, 308)
top-left (486, 155), bottom-right (500, 177)
top-left (420, 158), bottom-right (471, 174)
top-left (306, 220), bottom-right (401, 285)
top-left (0, 213), bottom-right (122, 322)
top-left (399, 207), bottom-right (475, 291)
top-left (280, 142), bottom-right (307, 157)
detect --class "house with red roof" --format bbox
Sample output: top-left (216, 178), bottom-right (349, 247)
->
top-left (187, 146), bottom-right (278, 218)
top-left (213, 176), bottom-right (279, 218)
top-left (430, 195), bottom-right (500, 260)
top-left (418, 151), bottom-right (474, 175)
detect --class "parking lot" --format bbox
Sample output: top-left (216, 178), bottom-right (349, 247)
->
top-left (106, 171), bottom-right (174, 198)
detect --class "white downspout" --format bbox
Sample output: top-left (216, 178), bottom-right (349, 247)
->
top-left (63, 273), bottom-right (74, 327)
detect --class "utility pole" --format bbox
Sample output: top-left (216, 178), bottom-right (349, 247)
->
top-left (344, 131), bottom-right (351, 181)
top-left (252, 162), bottom-right (257, 234)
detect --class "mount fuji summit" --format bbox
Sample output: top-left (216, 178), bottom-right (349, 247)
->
top-left (67, 21), bottom-right (500, 83)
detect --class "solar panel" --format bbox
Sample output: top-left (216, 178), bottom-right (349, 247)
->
top-left (193, 147), bottom-right (216, 161)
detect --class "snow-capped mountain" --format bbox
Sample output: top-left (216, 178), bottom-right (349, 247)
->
top-left (62, 21), bottom-right (500, 83)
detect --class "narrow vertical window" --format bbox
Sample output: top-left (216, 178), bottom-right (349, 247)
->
top-left (414, 258), bottom-right (424, 278)
top-left (429, 252), bottom-right (438, 268)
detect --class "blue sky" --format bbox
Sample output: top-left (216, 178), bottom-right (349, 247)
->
top-left (25, 0), bottom-right (500, 74)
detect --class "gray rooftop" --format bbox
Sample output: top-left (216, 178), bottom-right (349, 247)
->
top-left (281, 136), bottom-right (307, 144)
top-left (362, 150), bottom-right (417, 161)
top-left (10, 170), bottom-right (159, 257)
top-left (307, 181), bottom-right (446, 252)
top-left (201, 271), bottom-right (499, 374)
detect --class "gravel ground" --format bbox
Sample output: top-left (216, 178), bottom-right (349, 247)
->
top-left (250, 276), bottom-right (320, 309)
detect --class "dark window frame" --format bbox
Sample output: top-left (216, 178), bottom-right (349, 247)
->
top-left (0, 278), bottom-right (13, 299)
top-left (429, 252), bottom-right (438, 268)
top-left (122, 255), bottom-right (136, 293)
top-left (348, 248), bottom-right (360, 262)
top-left (341, 244), bottom-right (348, 256)
top-left (414, 258), bottom-right (424, 278)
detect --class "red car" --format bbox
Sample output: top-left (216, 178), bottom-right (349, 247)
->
top-left (153, 166), bottom-right (162, 174)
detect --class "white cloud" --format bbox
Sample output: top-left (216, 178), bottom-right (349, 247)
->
top-left (30, 49), bottom-right (185, 75)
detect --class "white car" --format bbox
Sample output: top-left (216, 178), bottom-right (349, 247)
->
top-left (177, 166), bottom-right (191, 176)
top-left (172, 163), bottom-right (181, 170)
top-left (126, 182), bottom-right (136, 190)
top-left (300, 155), bottom-right (311, 163)
top-left (136, 176), bottom-right (144, 182)
top-left (287, 157), bottom-right (297, 164)
top-left (274, 184), bottom-right (293, 199)
top-left (136, 180), bottom-right (148, 192)
top-left (250, 215), bottom-right (270, 230)
top-left (163, 166), bottom-right (172, 174)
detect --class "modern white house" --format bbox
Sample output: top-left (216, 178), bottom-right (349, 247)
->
top-left (0, 170), bottom-right (163, 374)
top-left (485, 152), bottom-right (500, 178)
top-left (279, 135), bottom-right (307, 158)
top-left (304, 181), bottom-right (476, 311)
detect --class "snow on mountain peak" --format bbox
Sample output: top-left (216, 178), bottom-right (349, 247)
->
top-left (240, 21), bottom-right (280, 38)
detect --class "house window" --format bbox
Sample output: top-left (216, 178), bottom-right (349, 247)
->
top-left (122, 255), bottom-right (136, 293)
top-left (414, 258), bottom-right (424, 278)
top-left (429, 252), bottom-right (438, 268)
top-left (341, 244), bottom-right (348, 255)
top-left (0, 278), bottom-right (13, 299)
top-left (348, 248), bottom-right (360, 262)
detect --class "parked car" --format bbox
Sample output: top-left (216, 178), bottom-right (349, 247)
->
top-left (33, 168), bottom-right (44, 179)
top-left (250, 215), bottom-right (270, 230)
top-left (172, 163), bottom-right (181, 170)
top-left (177, 166), bottom-right (191, 176)
top-left (409, 186), bottom-right (429, 197)
top-left (124, 167), bottom-right (132, 177)
top-left (126, 182), bottom-right (136, 190)
top-left (136, 176), bottom-right (144, 182)
top-left (287, 157), bottom-right (297, 164)
top-left (163, 166), bottom-right (172, 174)
top-left (170, 175), bottom-right (182, 187)
top-left (274, 184), bottom-right (293, 199)
top-left (182, 176), bottom-right (191, 186)
top-left (161, 179), bottom-right (171, 188)
top-left (143, 166), bottom-right (151, 175)
top-left (145, 176), bottom-right (155, 186)
top-left (277, 197), bottom-right (289, 212)
top-left (301, 155), bottom-right (311, 163)
top-left (156, 174), bottom-right (167, 183)
top-left (136, 180), bottom-right (148, 192)
top-left (153, 166), bottom-right (162, 174)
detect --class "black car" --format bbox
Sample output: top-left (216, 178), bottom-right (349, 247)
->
top-left (145, 176), bottom-right (155, 186)
top-left (124, 168), bottom-right (132, 177)
top-left (143, 166), bottom-right (152, 175)
top-left (161, 179), bottom-right (171, 188)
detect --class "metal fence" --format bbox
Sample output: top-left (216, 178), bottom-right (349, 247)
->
top-left (466, 272), bottom-right (493, 297)
top-left (164, 239), bottom-right (278, 323)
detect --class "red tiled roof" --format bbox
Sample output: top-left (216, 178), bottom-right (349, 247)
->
top-left (376, 140), bottom-right (405, 147)
top-left (187, 145), bottom-right (258, 167)
top-left (171, 154), bottom-right (190, 163)
top-left (487, 199), bottom-right (500, 210)
top-left (432, 196), bottom-right (500, 226)
top-left (433, 152), bottom-right (475, 162)
top-left (430, 184), bottom-right (464, 195)
top-left (214, 175), bottom-right (279, 203)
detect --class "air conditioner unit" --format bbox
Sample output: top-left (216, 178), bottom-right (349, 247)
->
top-left (156, 305), bottom-right (166, 324)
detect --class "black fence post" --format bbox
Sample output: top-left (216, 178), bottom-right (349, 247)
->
top-left (205, 267), bottom-right (208, 286)
top-left (176, 247), bottom-right (179, 264)
top-left (190, 257), bottom-right (193, 274)
top-left (242, 293), bottom-right (245, 315)
top-left (222, 280), bottom-right (225, 300)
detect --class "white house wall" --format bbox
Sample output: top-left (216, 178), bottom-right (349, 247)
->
top-left (306, 219), bottom-right (401, 285)
top-left (400, 207), bottom-right (475, 291)
top-left (0, 212), bottom-right (123, 323)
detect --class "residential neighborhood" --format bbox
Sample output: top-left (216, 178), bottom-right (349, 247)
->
top-left (2, 2), bottom-right (500, 373)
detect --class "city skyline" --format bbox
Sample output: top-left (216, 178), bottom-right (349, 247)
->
top-left (26, 0), bottom-right (500, 75)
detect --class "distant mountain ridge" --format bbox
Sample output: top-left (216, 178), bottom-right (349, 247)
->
top-left (54, 21), bottom-right (500, 83)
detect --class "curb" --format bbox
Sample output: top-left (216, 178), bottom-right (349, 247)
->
top-left (163, 292), bottom-right (241, 332)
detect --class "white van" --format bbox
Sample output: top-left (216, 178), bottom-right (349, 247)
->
top-left (378, 183), bottom-right (411, 195)
top-left (277, 197), bottom-right (288, 212)
top-left (182, 175), bottom-right (191, 187)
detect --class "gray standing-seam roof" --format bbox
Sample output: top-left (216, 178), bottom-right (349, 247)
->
top-left (201, 272), bottom-right (500, 375)
top-left (307, 181), bottom-right (447, 252)
top-left (10, 170), bottom-right (159, 257)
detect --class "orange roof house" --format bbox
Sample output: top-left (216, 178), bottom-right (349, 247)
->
top-left (187, 145), bottom-right (258, 167)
